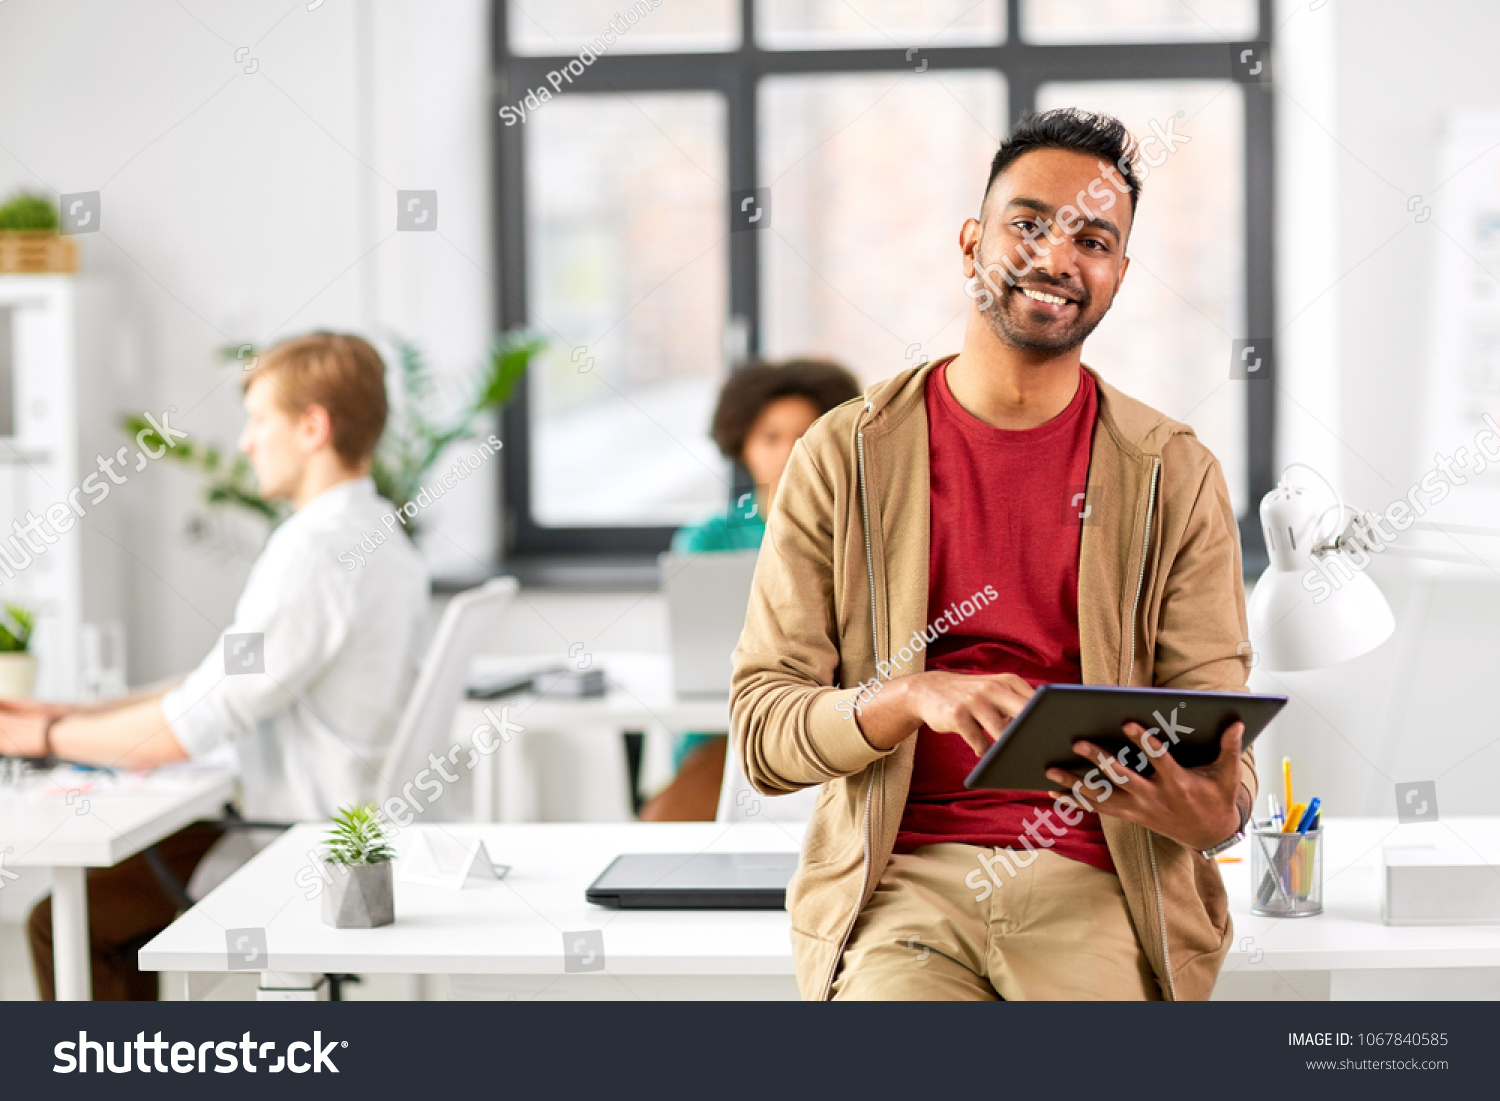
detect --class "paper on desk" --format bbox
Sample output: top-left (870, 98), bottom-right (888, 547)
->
top-left (399, 832), bottom-right (510, 889)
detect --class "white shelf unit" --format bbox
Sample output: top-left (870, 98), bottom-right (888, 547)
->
top-left (0, 275), bottom-right (124, 699)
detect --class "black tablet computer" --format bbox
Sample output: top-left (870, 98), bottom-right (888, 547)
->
top-left (585, 853), bottom-right (798, 909)
top-left (963, 684), bottom-right (1287, 793)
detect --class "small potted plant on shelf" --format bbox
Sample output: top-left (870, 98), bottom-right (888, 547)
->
top-left (0, 604), bottom-right (37, 698)
top-left (320, 803), bottom-right (396, 929)
top-left (0, 193), bottom-right (77, 274)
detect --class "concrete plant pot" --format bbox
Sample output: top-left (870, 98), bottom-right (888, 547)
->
top-left (0, 652), bottom-right (37, 698)
top-left (320, 860), bottom-right (394, 929)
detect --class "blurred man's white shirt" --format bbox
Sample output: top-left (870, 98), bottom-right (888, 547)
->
top-left (162, 476), bottom-right (429, 823)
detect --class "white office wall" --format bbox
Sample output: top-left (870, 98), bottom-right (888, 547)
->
top-left (0, 0), bottom-right (496, 684)
top-left (1255, 0), bottom-right (1500, 816)
top-left (1272, 0), bottom-right (1342, 486)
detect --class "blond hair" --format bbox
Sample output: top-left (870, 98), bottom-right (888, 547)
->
top-left (242, 332), bottom-right (388, 466)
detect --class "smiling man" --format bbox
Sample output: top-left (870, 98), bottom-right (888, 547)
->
top-left (731, 109), bottom-right (1256, 1001)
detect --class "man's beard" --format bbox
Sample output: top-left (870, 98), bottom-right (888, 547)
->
top-left (974, 241), bottom-right (1109, 354)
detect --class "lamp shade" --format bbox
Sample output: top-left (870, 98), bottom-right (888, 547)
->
top-left (1246, 478), bottom-right (1395, 671)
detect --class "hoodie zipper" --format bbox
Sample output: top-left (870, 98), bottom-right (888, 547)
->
top-left (857, 427), bottom-right (880, 662)
top-left (1127, 457), bottom-right (1175, 1001)
top-left (1147, 834), bottom-right (1176, 1000)
top-left (1125, 457), bottom-right (1159, 689)
top-left (822, 421), bottom-right (880, 1000)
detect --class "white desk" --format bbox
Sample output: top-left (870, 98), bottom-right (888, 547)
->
top-left (140, 821), bottom-right (802, 1000)
top-left (1215, 816), bottom-right (1500, 998)
top-left (141, 816), bottom-right (1500, 1001)
top-left (458, 651), bottom-right (729, 822)
top-left (0, 766), bottom-right (236, 1000)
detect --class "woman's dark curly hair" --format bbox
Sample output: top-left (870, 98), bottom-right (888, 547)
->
top-left (710, 359), bottom-right (862, 464)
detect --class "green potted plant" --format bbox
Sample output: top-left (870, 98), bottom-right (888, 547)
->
top-left (320, 803), bottom-right (396, 929)
top-left (0, 193), bottom-right (76, 274)
top-left (367, 332), bottom-right (540, 528)
top-left (0, 604), bottom-right (37, 698)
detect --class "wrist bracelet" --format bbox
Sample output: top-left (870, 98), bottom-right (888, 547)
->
top-left (42, 714), bottom-right (62, 758)
top-left (1198, 798), bottom-right (1251, 859)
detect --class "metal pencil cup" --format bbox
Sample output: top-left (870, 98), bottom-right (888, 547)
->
top-left (1250, 825), bottom-right (1323, 917)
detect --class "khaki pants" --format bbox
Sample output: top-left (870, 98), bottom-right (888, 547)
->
top-left (831, 843), bottom-right (1160, 1001)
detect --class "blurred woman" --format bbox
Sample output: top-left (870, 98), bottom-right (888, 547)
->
top-left (642, 358), bottom-right (861, 821)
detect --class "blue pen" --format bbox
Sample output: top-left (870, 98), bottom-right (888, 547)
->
top-left (1295, 797), bottom-right (1321, 833)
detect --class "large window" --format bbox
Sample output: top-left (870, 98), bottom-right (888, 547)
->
top-left (760, 71), bottom-right (1006, 388)
top-left (526, 94), bottom-right (729, 529)
top-left (495, 0), bottom-right (1274, 566)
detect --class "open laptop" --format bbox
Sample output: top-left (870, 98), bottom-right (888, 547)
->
top-left (585, 852), bottom-right (798, 910)
top-left (659, 549), bottom-right (758, 698)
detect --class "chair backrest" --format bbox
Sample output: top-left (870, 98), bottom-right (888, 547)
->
top-left (379, 577), bottom-right (518, 808)
top-left (716, 736), bottom-right (821, 823)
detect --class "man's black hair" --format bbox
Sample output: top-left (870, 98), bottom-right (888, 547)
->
top-left (982, 108), bottom-right (1142, 216)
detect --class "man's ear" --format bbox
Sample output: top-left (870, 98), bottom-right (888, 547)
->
top-left (959, 217), bottom-right (982, 277)
top-left (1114, 254), bottom-right (1130, 295)
top-left (299, 403), bottom-right (336, 453)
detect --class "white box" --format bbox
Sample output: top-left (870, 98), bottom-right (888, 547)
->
top-left (1381, 847), bottom-right (1500, 925)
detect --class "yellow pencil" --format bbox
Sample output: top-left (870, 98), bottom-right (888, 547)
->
top-left (1283, 803), bottom-right (1305, 833)
top-left (1283, 757), bottom-right (1293, 821)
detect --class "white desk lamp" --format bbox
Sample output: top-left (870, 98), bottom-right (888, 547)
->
top-left (1247, 464), bottom-right (1500, 926)
top-left (1247, 463), bottom-right (1500, 671)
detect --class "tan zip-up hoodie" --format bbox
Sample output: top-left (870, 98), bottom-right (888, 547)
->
top-left (731, 357), bottom-right (1256, 1001)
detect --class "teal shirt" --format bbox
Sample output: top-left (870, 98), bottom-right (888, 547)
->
top-left (670, 509), bottom-right (765, 554)
top-left (667, 507), bottom-right (765, 771)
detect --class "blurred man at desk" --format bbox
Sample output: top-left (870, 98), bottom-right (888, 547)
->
top-left (0, 332), bottom-right (429, 999)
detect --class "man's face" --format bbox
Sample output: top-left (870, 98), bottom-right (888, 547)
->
top-left (238, 376), bottom-right (311, 501)
top-left (964, 147), bottom-right (1133, 354)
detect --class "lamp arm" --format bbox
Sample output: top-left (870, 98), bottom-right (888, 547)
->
top-left (1374, 544), bottom-right (1500, 569)
top-left (1407, 520), bottom-right (1500, 538)
top-left (1324, 513), bottom-right (1500, 559)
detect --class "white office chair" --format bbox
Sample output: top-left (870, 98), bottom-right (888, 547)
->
top-left (181, 581), bottom-right (519, 922)
top-left (378, 576), bottom-right (519, 817)
top-left (716, 736), bottom-right (821, 823)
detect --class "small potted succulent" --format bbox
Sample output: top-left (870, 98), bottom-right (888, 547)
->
top-left (0, 193), bottom-right (76, 274)
top-left (320, 803), bottom-right (395, 929)
top-left (0, 604), bottom-right (37, 698)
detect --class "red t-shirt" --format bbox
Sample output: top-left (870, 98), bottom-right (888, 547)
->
top-left (893, 360), bottom-right (1114, 874)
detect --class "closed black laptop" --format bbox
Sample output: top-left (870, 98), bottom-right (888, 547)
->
top-left (586, 853), bottom-right (798, 910)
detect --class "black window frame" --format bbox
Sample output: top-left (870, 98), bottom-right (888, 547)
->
top-left (493, 0), bottom-right (1275, 573)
